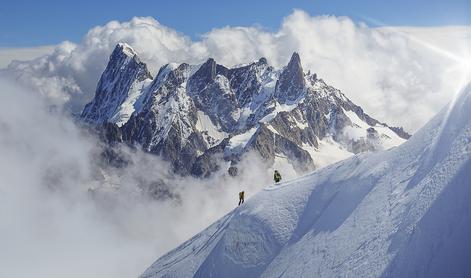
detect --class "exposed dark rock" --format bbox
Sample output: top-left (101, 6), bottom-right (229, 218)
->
top-left (81, 43), bottom-right (152, 125)
top-left (389, 126), bottom-right (411, 139)
top-left (275, 52), bottom-right (306, 103)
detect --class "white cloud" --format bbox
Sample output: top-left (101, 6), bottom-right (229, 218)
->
top-left (2, 11), bottom-right (470, 131)
top-left (0, 45), bottom-right (55, 69)
top-left (0, 78), bottom-right (274, 277)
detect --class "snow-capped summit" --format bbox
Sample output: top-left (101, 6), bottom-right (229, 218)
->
top-left (116, 42), bottom-right (138, 58)
top-left (81, 43), bottom-right (410, 176)
top-left (81, 43), bottom-right (152, 126)
top-left (140, 84), bottom-right (471, 278)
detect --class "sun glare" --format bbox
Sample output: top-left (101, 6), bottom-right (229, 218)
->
top-left (457, 56), bottom-right (471, 78)
top-left (359, 15), bottom-right (470, 144)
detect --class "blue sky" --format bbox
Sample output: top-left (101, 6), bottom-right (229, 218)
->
top-left (1, 0), bottom-right (470, 47)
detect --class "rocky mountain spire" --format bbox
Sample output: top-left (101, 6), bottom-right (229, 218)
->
top-left (188, 58), bottom-right (217, 93)
top-left (275, 52), bottom-right (306, 103)
top-left (107, 43), bottom-right (152, 81)
top-left (81, 43), bottom-right (152, 126)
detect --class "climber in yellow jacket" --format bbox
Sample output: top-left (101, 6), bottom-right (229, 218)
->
top-left (274, 170), bottom-right (282, 183)
top-left (238, 191), bottom-right (245, 206)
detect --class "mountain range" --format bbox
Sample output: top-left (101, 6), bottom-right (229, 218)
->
top-left (81, 43), bottom-right (410, 177)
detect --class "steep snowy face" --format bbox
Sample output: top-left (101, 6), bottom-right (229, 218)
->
top-left (140, 84), bottom-right (471, 278)
top-left (81, 43), bottom-right (152, 126)
top-left (81, 43), bottom-right (409, 176)
top-left (121, 63), bottom-right (210, 175)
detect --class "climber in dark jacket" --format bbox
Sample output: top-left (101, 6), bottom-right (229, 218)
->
top-left (274, 170), bottom-right (282, 183)
top-left (238, 191), bottom-right (245, 206)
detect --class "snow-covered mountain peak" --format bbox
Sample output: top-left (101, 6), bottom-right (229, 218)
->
top-left (275, 52), bottom-right (306, 103)
top-left (81, 43), bottom-right (152, 126)
top-left (288, 51), bottom-right (302, 67)
top-left (116, 42), bottom-right (138, 58)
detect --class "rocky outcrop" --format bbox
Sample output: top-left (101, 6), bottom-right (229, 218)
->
top-left (275, 52), bottom-right (305, 103)
top-left (81, 43), bottom-right (152, 126)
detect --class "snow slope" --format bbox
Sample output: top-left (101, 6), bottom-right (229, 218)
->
top-left (141, 83), bottom-right (471, 278)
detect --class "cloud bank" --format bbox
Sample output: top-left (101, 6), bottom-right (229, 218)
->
top-left (3, 10), bottom-right (470, 131)
top-left (0, 80), bottom-right (274, 277)
top-left (0, 45), bottom-right (54, 69)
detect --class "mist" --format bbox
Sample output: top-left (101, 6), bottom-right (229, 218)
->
top-left (0, 79), bottom-right (276, 277)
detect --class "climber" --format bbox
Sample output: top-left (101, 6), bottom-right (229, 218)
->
top-left (274, 170), bottom-right (282, 183)
top-left (238, 191), bottom-right (245, 206)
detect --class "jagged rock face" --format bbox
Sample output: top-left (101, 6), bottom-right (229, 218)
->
top-left (389, 126), bottom-right (411, 139)
top-left (188, 58), bottom-right (217, 92)
top-left (81, 44), bottom-right (411, 177)
top-left (189, 72), bottom-right (239, 132)
top-left (120, 63), bottom-right (209, 175)
top-left (247, 125), bottom-right (315, 172)
top-left (275, 52), bottom-right (305, 103)
top-left (81, 43), bottom-right (152, 126)
top-left (226, 58), bottom-right (272, 107)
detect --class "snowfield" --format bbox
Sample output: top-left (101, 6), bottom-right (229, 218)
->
top-left (141, 83), bottom-right (471, 278)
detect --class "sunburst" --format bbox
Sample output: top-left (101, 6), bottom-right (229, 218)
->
top-left (359, 15), bottom-right (470, 137)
